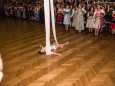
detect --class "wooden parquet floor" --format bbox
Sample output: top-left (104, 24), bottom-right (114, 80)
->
top-left (0, 18), bottom-right (115, 86)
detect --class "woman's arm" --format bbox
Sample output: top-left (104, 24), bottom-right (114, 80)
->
top-left (82, 7), bottom-right (86, 15)
top-left (101, 9), bottom-right (106, 18)
top-left (71, 9), bottom-right (75, 17)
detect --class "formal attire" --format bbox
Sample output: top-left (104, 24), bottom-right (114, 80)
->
top-left (86, 12), bottom-right (94, 28)
top-left (75, 10), bottom-right (84, 31)
top-left (63, 9), bottom-right (70, 25)
top-left (57, 9), bottom-right (63, 23)
top-left (93, 9), bottom-right (105, 29)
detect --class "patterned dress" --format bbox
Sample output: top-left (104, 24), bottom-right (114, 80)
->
top-left (63, 9), bottom-right (70, 25)
top-left (93, 9), bottom-right (105, 29)
top-left (75, 10), bottom-right (84, 31)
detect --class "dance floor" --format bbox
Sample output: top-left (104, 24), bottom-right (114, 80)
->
top-left (0, 18), bottom-right (115, 86)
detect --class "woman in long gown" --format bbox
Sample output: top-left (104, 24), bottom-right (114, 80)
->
top-left (75, 5), bottom-right (85, 33)
top-left (63, 5), bottom-right (71, 31)
top-left (57, 6), bottom-right (63, 24)
top-left (93, 5), bottom-right (105, 36)
top-left (72, 6), bottom-right (78, 29)
top-left (86, 7), bottom-right (94, 32)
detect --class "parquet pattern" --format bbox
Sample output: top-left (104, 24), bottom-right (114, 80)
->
top-left (0, 18), bottom-right (115, 86)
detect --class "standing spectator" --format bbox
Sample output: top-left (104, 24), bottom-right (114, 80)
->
top-left (86, 7), bottom-right (94, 32)
top-left (22, 6), bottom-right (26, 19)
top-left (75, 5), bottom-right (85, 33)
top-left (57, 5), bottom-right (63, 24)
top-left (93, 5), bottom-right (105, 36)
top-left (109, 9), bottom-right (115, 34)
top-left (72, 6), bottom-right (78, 29)
top-left (14, 5), bottom-right (17, 18)
top-left (63, 5), bottom-right (71, 30)
top-left (34, 5), bottom-right (40, 21)
top-left (16, 6), bottom-right (21, 18)
top-left (70, 5), bottom-right (74, 28)
top-left (100, 6), bottom-right (106, 32)
top-left (105, 5), bottom-right (112, 23)
top-left (29, 6), bottom-right (34, 20)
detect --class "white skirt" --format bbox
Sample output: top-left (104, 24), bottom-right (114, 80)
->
top-left (86, 18), bottom-right (94, 28)
top-left (63, 14), bottom-right (70, 25)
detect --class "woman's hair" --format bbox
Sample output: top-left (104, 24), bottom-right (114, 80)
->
top-left (38, 51), bottom-right (45, 54)
top-left (90, 6), bottom-right (94, 12)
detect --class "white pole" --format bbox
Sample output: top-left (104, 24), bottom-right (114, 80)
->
top-left (50, 0), bottom-right (58, 44)
top-left (44, 0), bottom-right (51, 55)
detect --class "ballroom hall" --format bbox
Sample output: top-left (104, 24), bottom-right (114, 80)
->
top-left (0, 0), bottom-right (115, 86)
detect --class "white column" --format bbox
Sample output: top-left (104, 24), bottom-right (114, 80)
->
top-left (44, 0), bottom-right (51, 55)
top-left (50, 0), bottom-right (58, 44)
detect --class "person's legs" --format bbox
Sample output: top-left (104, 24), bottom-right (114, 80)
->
top-left (100, 28), bottom-right (103, 32)
top-left (47, 42), bottom-right (69, 56)
top-left (95, 28), bottom-right (100, 36)
top-left (95, 25), bottom-right (100, 36)
top-left (78, 28), bottom-right (81, 33)
top-left (95, 28), bottom-right (98, 35)
top-left (51, 52), bottom-right (61, 56)
top-left (66, 24), bottom-right (69, 30)
top-left (89, 28), bottom-right (91, 32)
top-left (65, 25), bottom-right (66, 30)
top-left (78, 22), bottom-right (82, 33)
top-left (88, 28), bottom-right (90, 32)
top-left (90, 28), bottom-right (93, 32)
top-left (56, 42), bottom-right (69, 48)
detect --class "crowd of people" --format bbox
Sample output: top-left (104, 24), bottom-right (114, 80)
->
top-left (0, 0), bottom-right (115, 36)
top-left (1, 0), bottom-right (44, 22)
